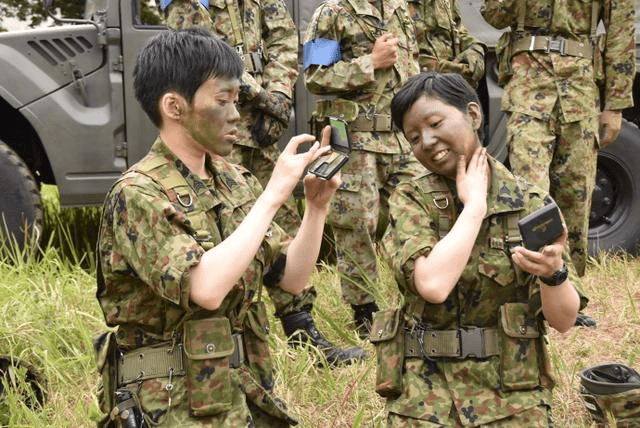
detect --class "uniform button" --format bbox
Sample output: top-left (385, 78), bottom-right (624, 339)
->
top-left (206, 343), bottom-right (216, 353)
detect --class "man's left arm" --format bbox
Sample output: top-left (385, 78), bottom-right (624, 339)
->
top-left (278, 127), bottom-right (339, 295)
top-left (599, 0), bottom-right (636, 146)
top-left (248, 0), bottom-right (299, 146)
top-left (602, 0), bottom-right (635, 112)
top-left (260, 0), bottom-right (298, 101)
top-left (450, 0), bottom-right (486, 87)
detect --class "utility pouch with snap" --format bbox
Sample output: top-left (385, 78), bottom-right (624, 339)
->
top-left (498, 302), bottom-right (541, 391)
top-left (183, 317), bottom-right (235, 416)
top-left (369, 308), bottom-right (404, 398)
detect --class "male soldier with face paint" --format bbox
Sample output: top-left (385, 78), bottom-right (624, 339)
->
top-left (160, 0), bottom-right (366, 365)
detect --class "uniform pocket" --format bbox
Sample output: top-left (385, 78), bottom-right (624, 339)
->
top-left (498, 303), bottom-right (541, 391)
top-left (478, 251), bottom-right (516, 287)
top-left (369, 308), bottom-right (405, 398)
top-left (183, 317), bottom-right (235, 416)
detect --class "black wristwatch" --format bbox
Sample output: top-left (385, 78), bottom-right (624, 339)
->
top-left (539, 263), bottom-right (568, 286)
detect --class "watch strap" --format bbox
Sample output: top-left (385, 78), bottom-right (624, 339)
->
top-left (539, 263), bottom-right (568, 286)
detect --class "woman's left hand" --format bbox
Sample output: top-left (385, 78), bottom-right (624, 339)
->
top-left (511, 225), bottom-right (568, 277)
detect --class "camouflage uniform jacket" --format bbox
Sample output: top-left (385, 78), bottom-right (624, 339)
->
top-left (408, 0), bottom-right (486, 86)
top-left (481, 0), bottom-right (635, 122)
top-left (165, 0), bottom-right (299, 148)
top-left (304, 0), bottom-right (419, 154)
top-left (97, 137), bottom-right (288, 350)
top-left (381, 157), bottom-right (588, 424)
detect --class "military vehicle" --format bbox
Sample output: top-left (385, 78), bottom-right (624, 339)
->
top-left (0, 0), bottom-right (639, 256)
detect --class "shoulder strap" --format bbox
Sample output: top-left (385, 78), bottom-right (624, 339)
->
top-left (515, 0), bottom-right (526, 35)
top-left (225, 0), bottom-right (245, 49)
top-left (133, 156), bottom-right (222, 248)
top-left (505, 212), bottom-right (526, 285)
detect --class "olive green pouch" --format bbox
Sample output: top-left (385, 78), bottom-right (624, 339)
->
top-left (94, 331), bottom-right (118, 417)
top-left (369, 308), bottom-right (404, 398)
top-left (498, 303), bottom-right (541, 391)
top-left (495, 31), bottom-right (513, 87)
top-left (183, 317), bottom-right (235, 416)
top-left (312, 98), bottom-right (359, 136)
top-left (244, 301), bottom-right (275, 390)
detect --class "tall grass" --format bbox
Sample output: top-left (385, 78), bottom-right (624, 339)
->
top-left (1, 185), bottom-right (639, 427)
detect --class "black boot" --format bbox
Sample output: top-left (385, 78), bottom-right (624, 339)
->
top-left (575, 312), bottom-right (597, 327)
top-left (351, 302), bottom-right (379, 339)
top-left (280, 310), bottom-right (367, 367)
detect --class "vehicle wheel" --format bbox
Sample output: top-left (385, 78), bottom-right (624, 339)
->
top-left (588, 120), bottom-right (640, 256)
top-left (0, 139), bottom-right (43, 251)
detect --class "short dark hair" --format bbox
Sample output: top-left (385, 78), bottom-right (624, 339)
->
top-left (391, 72), bottom-right (483, 134)
top-left (134, 27), bottom-right (244, 127)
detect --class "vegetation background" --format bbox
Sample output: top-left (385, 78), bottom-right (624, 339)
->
top-left (1, 185), bottom-right (639, 427)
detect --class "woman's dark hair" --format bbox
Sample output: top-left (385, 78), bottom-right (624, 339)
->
top-left (134, 27), bottom-right (244, 127)
top-left (391, 72), bottom-right (482, 134)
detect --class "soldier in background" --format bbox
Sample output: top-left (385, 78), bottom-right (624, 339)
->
top-left (409, 0), bottom-right (486, 88)
top-left (96, 28), bottom-right (339, 426)
top-left (161, 0), bottom-right (366, 365)
top-left (481, 0), bottom-right (635, 326)
top-left (303, 0), bottom-right (426, 337)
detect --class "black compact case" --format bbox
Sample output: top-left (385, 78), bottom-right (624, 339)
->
top-left (517, 202), bottom-right (564, 251)
top-left (308, 116), bottom-right (351, 180)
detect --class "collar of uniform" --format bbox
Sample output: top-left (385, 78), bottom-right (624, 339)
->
top-left (151, 137), bottom-right (220, 200)
top-left (485, 156), bottom-right (527, 218)
top-left (208, 156), bottom-right (244, 193)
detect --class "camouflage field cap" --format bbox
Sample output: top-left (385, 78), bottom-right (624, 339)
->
top-left (579, 363), bottom-right (640, 427)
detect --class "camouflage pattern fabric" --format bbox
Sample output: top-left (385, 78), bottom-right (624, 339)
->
top-left (481, 0), bottom-right (635, 276)
top-left (97, 138), bottom-right (295, 426)
top-left (506, 110), bottom-right (597, 276)
top-left (381, 157), bottom-right (588, 425)
top-left (304, 0), bottom-right (420, 154)
top-left (304, 0), bottom-right (425, 305)
top-left (408, 0), bottom-right (486, 87)
top-left (164, 0), bottom-right (310, 316)
top-left (386, 403), bottom-right (553, 427)
top-left (165, 0), bottom-right (299, 151)
top-left (330, 150), bottom-right (425, 305)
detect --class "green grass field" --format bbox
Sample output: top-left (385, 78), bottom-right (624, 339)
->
top-left (1, 185), bottom-right (638, 427)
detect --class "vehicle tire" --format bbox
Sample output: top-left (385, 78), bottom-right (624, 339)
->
top-left (0, 139), bottom-right (43, 251)
top-left (588, 120), bottom-right (640, 256)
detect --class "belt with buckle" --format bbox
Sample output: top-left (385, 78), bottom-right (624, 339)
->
top-left (512, 35), bottom-right (592, 59)
top-left (404, 327), bottom-right (499, 359)
top-left (118, 333), bottom-right (246, 385)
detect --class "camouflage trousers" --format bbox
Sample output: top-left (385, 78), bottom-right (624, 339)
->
top-left (385, 357), bottom-right (553, 427)
top-left (328, 150), bottom-right (425, 305)
top-left (387, 404), bottom-right (553, 427)
top-left (506, 109), bottom-right (598, 277)
top-left (118, 365), bottom-right (295, 427)
top-left (227, 144), bottom-right (315, 317)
